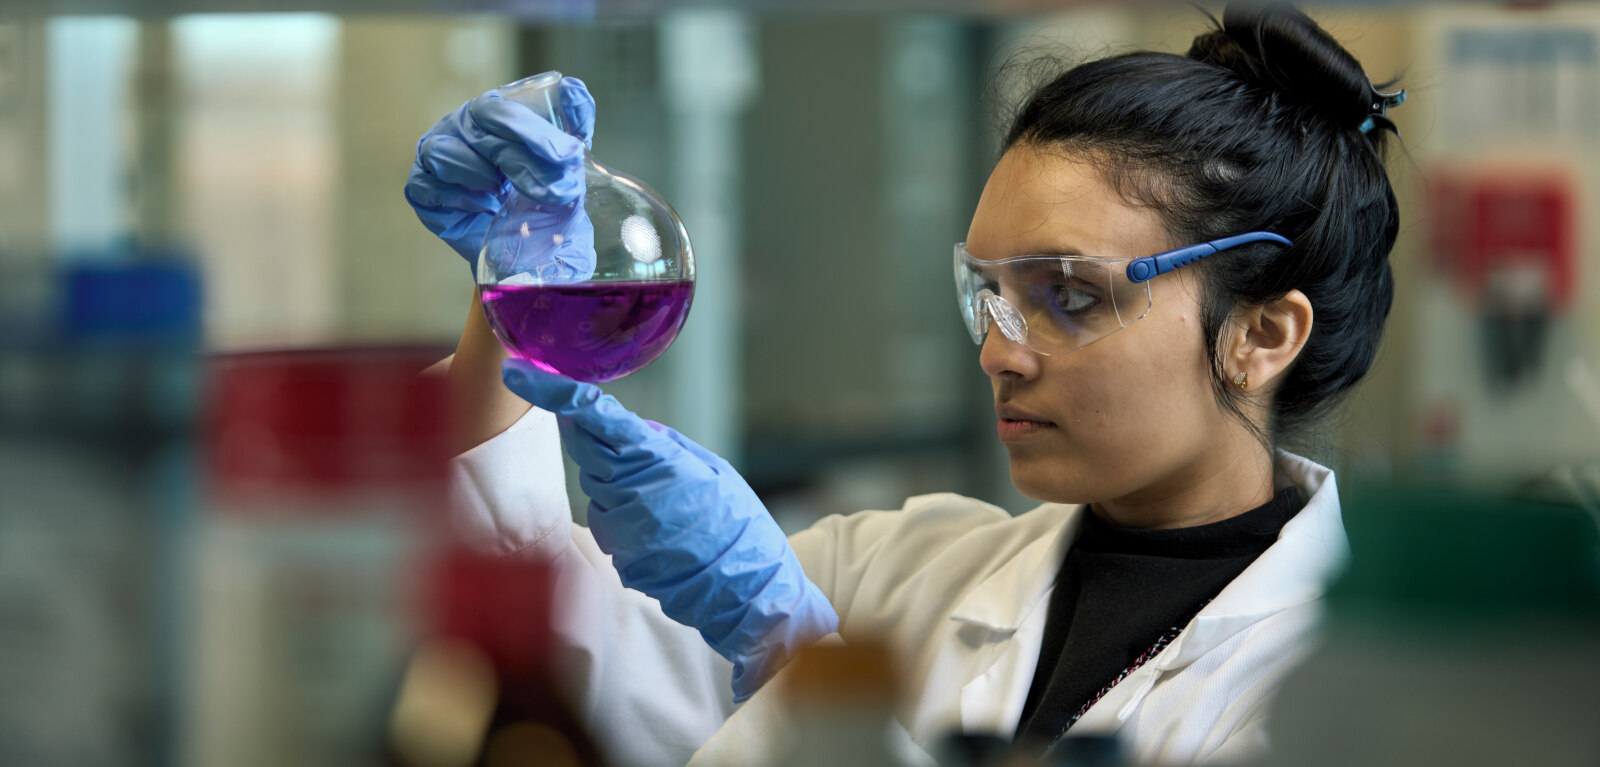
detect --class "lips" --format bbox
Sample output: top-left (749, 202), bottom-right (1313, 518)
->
top-left (996, 404), bottom-right (1057, 443)
top-left (996, 404), bottom-right (1053, 423)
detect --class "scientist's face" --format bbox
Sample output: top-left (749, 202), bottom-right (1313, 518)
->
top-left (968, 145), bottom-right (1245, 514)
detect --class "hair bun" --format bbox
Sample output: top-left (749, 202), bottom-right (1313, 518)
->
top-left (1188, 4), bottom-right (1378, 132)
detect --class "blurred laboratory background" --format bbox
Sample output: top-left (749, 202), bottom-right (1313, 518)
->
top-left (2, 2), bottom-right (1599, 766)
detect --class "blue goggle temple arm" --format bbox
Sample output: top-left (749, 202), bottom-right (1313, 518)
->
top-left (1125, 231), bottom-right (1293, 283)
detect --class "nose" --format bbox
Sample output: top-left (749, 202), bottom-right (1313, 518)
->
top-left (978, 309), bottom-right (1041, 381)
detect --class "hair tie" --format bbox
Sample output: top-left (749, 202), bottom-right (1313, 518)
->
top-left (1358, 88), bottom-right (1407, 135)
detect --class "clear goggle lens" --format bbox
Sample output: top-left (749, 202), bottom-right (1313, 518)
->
top-left (954, 243), bottom-right (1152, 356)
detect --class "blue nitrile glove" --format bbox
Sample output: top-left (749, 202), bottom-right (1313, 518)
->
top-left (501, 359), bottom-right (839, 702)
top-left (404, 76), bottom-right (596, 276)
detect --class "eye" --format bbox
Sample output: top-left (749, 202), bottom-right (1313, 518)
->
top-left (1052, 286), bottom-right (1100, 314)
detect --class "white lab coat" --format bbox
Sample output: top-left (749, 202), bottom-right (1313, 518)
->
top-left (448, 407), bottom-right (1349, 767)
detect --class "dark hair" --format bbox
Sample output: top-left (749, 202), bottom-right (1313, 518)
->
top-left (1002, 4), bottom-right (1400, 449)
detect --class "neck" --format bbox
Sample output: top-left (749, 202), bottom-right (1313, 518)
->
top-left (1091, 429), bottom-right (1277, 530)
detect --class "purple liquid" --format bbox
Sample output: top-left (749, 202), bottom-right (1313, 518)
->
top-left (481, 281), bottom-right (694, 383)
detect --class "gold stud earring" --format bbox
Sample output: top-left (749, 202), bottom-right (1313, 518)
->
top-left (1233, 371), bottom-right (1249, 390)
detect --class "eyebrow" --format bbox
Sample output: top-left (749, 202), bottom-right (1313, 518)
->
top-left (1015, 233), bottom-right (1137, 260)
top-left (1018, 243), bottom-right (1088, 258)
top-left (999, 246), bottom-right (1128, 265)
top-left (991, 257), bottom-right (1113, 284)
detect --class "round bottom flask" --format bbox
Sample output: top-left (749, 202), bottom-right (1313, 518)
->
top-left (477, 71), bottom-right (694, 384)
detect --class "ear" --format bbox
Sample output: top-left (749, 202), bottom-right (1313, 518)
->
top-left (1224, 289), bottom-right (1313, 395)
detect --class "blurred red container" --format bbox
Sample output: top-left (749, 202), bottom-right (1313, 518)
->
top-left (189, 346), bottom-right (457, 767)
top-left (203, 346), bottom-right (455, 511)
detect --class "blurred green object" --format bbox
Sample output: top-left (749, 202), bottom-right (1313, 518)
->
top-left (1259, 485), bottom-right (1600, 767)
top-left (1330, 484), bottom-right (1600, 623)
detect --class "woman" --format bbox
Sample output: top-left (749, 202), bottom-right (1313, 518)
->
top-left (407, 5), bottom-right (1401, 765)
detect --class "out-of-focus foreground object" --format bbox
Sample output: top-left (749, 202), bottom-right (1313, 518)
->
top-left (388, 548), bottom-right (605, 767)
top-left (1261, 486), bottom-right (1600, 767)
top-left (190, 347), bottom-right (454, 767)
top-left (932, 730), bottom-right (1124, 767)
top-left (0, 257), bottom-right (201, 767)
top-left (775, 640), bottom-right (907, 767)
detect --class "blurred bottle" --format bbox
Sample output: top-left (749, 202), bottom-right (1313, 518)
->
top-left (934, 730), bottom-right (1124, 766)
top-left (0, 258), bottom-right (200, 767)
top-left (931, 733), bottom-right (1018, 767)
top-left (1259, 486), bottom-right (1600, 767)
top-left (774, 640), bottom-right (908, 767)
top-left (388, 548), bottom-right (605, 767)
top-left (1040, 735), bottom-right (1124, 767)
top-left (189, 348), bottom-right (453, 767)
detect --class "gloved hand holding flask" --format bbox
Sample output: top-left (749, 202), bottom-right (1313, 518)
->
top-left (404, 76), bottom-right (595, 279)
top-left (501, 359), bottom-right (839, 702)
top-left (410, 73), bottom-right (695, 384)
top-left (407, 77), bottom-right (838, 701)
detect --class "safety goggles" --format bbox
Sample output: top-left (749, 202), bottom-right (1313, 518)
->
top-left (954, 232), bottom-right (1291, 356)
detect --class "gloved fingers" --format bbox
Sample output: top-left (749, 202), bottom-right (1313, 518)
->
top-left (655, 424), bottom-right (736, 478)
top-left (453, 129), bottom-right (581, 205)
top-left (468, 91), bottom-right (587, 164)
top-left (554, 412), bottom-right (655, 483)
top-left (657, 424), bottom-right (764, 501)
top-left (727, 586), bottom-right (840, 702)
top-left (403, 164), bottom-right (502, 214)
top-left (416, 133), bottom-right (505, 192)
top-left (436, 215), bottom-right (493, 264)
top-left (411, 210), bottom-right (488, 265)
top-left (465, 93), bottom-right (585, 202)
top-left (556, 77), bottom-right (596, 148)
top-left (527, 206), bottom-right (596, 281)
top-left (553, 416), bottom-right (615, 481)
top-left (501, 360), bottom-right (659, 450)
top-left (405, 181), bottom-right (494, 261)
top-left (405, 200), bottom-right (458, 237)
top-left (551, 417), bottom-right (631, 489)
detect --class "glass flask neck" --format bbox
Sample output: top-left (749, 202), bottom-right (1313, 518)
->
top-left (497, 71), bottom-right (571, 134)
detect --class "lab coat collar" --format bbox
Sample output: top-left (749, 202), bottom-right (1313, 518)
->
top-left (946, 452), bottom-right (1346, 664)
top-left (1153, 451), bottom-right (1348, 671)
top-left (946, 503), bottom-right (1084, 736)
top-left (947, 504), bottom-right (1086, 633)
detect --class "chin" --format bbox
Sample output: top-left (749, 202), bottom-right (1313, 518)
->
top-left (1007, 453), bottom-right (1097, 505)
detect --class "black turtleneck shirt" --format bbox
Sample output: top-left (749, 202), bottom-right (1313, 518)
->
top-left (1013, 486), bottom-right (1303, 745)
